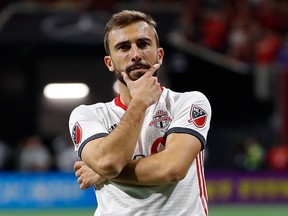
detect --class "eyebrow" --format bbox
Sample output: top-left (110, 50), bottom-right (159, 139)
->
top-left (114, 37), bottom-right (152, 50)
top-left (114, 41), bottom-right (129, 50)
top-left (137, 37), bottom-right (152, 44)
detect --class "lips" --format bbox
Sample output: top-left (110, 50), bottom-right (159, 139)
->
top-left (126, 63), bottom-right (150, 73)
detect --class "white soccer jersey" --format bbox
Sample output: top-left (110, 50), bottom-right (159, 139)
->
top-left (69, 87), bottom-right (211, 216)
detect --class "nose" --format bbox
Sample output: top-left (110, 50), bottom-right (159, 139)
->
top-left (130, 44), bottom-right (141, 62)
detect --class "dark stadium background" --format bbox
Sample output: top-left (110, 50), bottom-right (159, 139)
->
top-left (0, 1), bottom-right (277, 170)
top-left (0, 1), bottom-right (287, 215)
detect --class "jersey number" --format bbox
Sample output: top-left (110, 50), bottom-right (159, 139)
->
top-left (151, 137), bottom-right (166, 154)
top-left (133, 137), bottom-right (166, 160)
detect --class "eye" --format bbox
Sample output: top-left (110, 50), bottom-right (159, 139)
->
top-left (137, 41), bottom-right (149, 49)
top-left (118, 44), bottom-right (130, 51)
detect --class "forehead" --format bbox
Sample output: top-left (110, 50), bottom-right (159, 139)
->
top-left (109, 21), bottom-right (156, 45)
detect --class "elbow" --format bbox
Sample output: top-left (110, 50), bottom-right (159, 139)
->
top-left (164, 166), bottom-right (187, 183)
top-left (81, 142), bottom-right (127, 179)
top-left (89, 154), bottom-right (131, 179)
top-left (93, 156), bottom-right (124, 179)
top-left (81, 153), bottom-right (122, 179)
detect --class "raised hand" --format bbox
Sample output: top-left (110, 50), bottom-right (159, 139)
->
top-left (122, 63), bottom-right (162, 108)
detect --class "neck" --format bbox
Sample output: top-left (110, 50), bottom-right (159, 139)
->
top-left (117, 81), bottom-right (132, 106)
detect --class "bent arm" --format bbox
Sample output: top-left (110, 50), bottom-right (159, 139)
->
top-left (81, 64), bottom-right (161, 179)
top-left (81, 100), bottom-right (148, 179)
top-left (111, 133), bottom-right (202, 185)
top-left (74, 133), bottom-right (202, 188)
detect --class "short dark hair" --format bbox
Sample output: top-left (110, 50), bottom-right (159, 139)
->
top-left (104, 10), bottom-right (159, 54)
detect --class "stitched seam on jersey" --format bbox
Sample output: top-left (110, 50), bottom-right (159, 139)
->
top-left (78, 133), bottom-right (108, 158)
top-left (166, 127), bottom-right (206, 150)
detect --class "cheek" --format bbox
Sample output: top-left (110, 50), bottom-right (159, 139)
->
top-left (109, 54), bottom-right (123, 71)
top-left (113, 54), bottom-right (127, 68)
top-left (146, 51), bottom-right (158, 63)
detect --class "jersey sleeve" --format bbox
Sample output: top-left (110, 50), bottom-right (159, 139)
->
top-left (167, 91), bottom-right (212, 150)
top-left (68, 104), bottom-right (109, 157)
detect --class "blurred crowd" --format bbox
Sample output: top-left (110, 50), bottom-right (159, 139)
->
top-left (0, 0), bottom-right (287, 172)
top-left (168, 0), bottom-right (288, 106)
top-left (170, 0), bottom-right (287, 64)
top-left (231, 134), bottom-right (288, 172)
top-left (1, 0), bottom-right (288, 65)
top-left (0, 133), bottom-right (79, 172)
top-left (1, 0), bottom-right (287, 102)
top-left (1, 131), bottom-right (288, 172)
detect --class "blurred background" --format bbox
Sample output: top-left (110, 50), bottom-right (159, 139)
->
top-left (0, 0), bottom-right (288, 215)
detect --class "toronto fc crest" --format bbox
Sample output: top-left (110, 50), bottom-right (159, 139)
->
top-left (149, 110), bottom-right (172, 129)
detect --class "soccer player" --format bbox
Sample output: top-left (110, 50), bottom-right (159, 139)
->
top-left (69, 10), bottom-right (212, 216)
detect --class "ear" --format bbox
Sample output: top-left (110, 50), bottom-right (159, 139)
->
top-left (104, 56), bottom-right (115, 72)
top-left (157, 48), bottom-right (164, 64)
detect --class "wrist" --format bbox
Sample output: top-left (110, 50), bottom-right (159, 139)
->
top-left (129, 97), bottom-right (150, 110)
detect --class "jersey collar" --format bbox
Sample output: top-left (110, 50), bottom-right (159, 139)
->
top-left (114, 94), bottom-right (127, 110)
top-left (114, 86), bottom-right (164, 111)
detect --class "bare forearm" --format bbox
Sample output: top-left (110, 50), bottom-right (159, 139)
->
top-left (111, 153), bottom-right (176, 185)
top-left (111, 134), bottom-right (202, 185)
top-left (81, 64), bottom-right (161, 179)
top-left (82, 99), bottom-right (148, 178)
top-left (103, 99), bottom-right (148, 161)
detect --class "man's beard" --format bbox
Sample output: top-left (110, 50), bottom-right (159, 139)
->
top-left (114, 62), bottom-right (159, 86)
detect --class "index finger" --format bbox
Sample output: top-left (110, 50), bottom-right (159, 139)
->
top-left (122, 71), bottom-right (132, 84)
top-left (145, 63), bottom-right (160, 77)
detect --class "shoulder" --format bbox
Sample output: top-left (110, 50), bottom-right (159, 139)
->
top-left (163, 88), bottom-right (212, 117)
top-left (70, 103), bottom-right (101, 116)
top-left (164, 88), bottom-right (210, 104)
top-left (185, 91), bottom-right (210, 105)
top-left (183, 90), bottom-right (208, 98)
top-left (69, 100), bottom-right (115, 120)
top-left (183, 91), bottom-right (211, 113)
